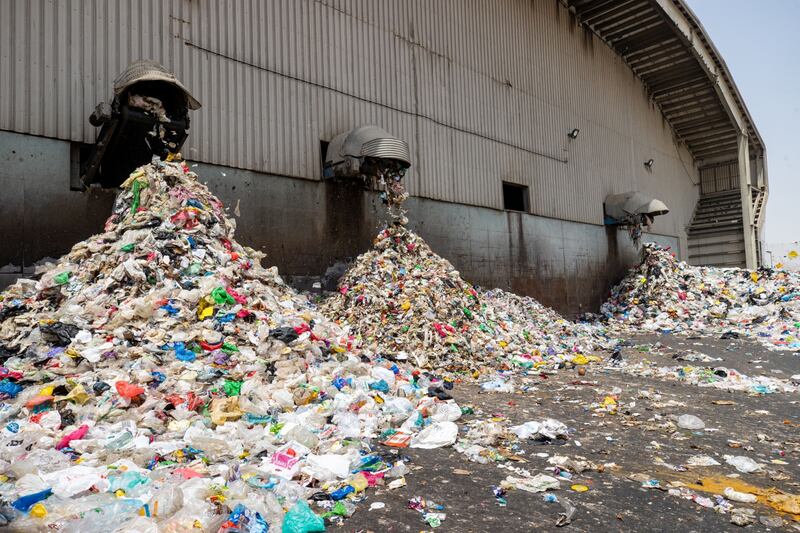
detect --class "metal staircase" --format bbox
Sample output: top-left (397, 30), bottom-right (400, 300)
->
top-left (752, 186), bottom-right (766, 229)
top-left (687, 186), bottom-right (767, 268)
top-left (687, 189), bottom-right (746, 267)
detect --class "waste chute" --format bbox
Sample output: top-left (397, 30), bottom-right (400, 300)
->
top-left (324, 126), bottom-right (411, 224)
top-left (81, 60), bottom-right (201, 189)
top-left (604, 191), bottom-right (669, 244)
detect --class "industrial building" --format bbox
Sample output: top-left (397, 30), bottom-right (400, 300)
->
top-left (0, 0), bottom-right (767, 315)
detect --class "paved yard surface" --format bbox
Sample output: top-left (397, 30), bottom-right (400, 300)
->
top-left (331, 335), bottom-right (800, 532)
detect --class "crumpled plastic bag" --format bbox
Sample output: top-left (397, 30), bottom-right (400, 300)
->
top-left (410, 421), bottom-right (458, 449)
top-left (677, 414), bottom-right (705, 430)
top-left (502, 474), bottom-right (560, 493)
top-left (724, 455), bottom-right (761, 473)
top-left (282, 499), bottom-right (325, 533)
top-left (510, 419), bottom-right (568, 440)
top-left (270, 327), bottom-right (299, 344)
top-left (40, 322), bottom-right (79, 347)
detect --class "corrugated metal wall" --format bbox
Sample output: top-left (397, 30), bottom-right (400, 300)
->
top-left (699, 161), bottom-right (739, 194)
top-left (0, 0), bottom-right (698, 239)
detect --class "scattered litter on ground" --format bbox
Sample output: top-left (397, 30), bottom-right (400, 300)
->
top-left (2, 164), bottom-right (798, 531)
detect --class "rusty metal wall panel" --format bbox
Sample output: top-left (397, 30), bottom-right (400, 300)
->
top-left (0, 0), bottom-right (698, 237)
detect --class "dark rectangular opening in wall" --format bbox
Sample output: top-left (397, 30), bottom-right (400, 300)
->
top-left (503, 181), bottom-right (529, 212)
top-left (70, 142), bottom-right (93, 190)
top-left (319, 140), bottom-right (330, 177)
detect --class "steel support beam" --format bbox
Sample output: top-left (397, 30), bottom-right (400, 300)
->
top-left (737, 134), bottom-right (757, 269)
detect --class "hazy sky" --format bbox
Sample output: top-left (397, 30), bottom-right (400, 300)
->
top-left (687, 0), bottom-right (799, 245)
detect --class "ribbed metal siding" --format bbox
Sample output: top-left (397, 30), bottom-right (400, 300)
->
top-left (0, 0), bottom-right (698, 236)
top-left (700, 161), bottom-right (740, 194)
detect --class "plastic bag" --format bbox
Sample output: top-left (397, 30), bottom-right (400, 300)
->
top-left (282, 500), bottom-right (325, 533)
top-left (306, 453), bottom-right (351, 479)
top-left (510, 419), bottom-right (568, 440)
top-left (430, 402), bottom-right (461, 423)
top-left (723, 487), bottom-right (757, 503)
top-left (56, 424), bottom-right (90, 450)
top-left (39, 322), bottom-right (79, 346)
top-left (724, 455), bottom-right (761, 473)
top-left (270, 327), bottom-right (299, 344)
top-left (410, 421), bottom-right (458, 449)
top-left (677, 414), bottom-right (705, 430)
top-left (115, 382), bottom-right (145, 399)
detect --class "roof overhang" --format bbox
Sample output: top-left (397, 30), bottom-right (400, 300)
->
top-left (565, 0), bottom-right (765, 164)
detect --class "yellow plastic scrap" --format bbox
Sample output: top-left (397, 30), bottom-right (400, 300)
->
top-left (602, 396), bottom-right (618, 414)
top-left (197, 297), bottom-right (215, 320)
top-left (348, 472), bottom-right (369, 492)
top-left (750, 271), bottom-right (759, 283)
top-left (39, 385), bottom-right (55, 397)
top-left (209, 397), bottom-right (243, 426)
top-left (572, 354), bottom-right (589, 365)
top-left (56, 384), bottom-right (89, 405)
top-left (602, 396), bottom-right (617, 407)
top-left (121, 169), bottom-right (147, 189)
top-left (30, 503), bottom-right (47, 518)
top-left (401, 300), bottom-right (411, 311)
top-left (65, 348), bottom-right (80, 359)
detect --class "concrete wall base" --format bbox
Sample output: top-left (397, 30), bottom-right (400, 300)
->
top-left (0, 131), bottom-right (679, 316)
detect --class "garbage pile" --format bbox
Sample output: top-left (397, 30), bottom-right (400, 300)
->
top-left (479, 289), bottom-right (614, 367)
top-left (600, 244), bottom-right (800, 349)
top-left (322, 225), bottom-right (499, 368)
top-left (322, 226), bottom-right (612, 371)
top-left (0, 160), bottom-right (469, 531)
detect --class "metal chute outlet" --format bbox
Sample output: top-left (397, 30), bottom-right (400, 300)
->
top-left (81, 60), bottom-right (201, 189)
top-left (323, 126), bottom-right (410, 183)
top-left (323, 126), bottom-right (412, 224)
top-left (604, 191), bottom-right (669, 245)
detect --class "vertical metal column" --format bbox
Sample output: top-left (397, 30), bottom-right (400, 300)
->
top-left (737, 133), bottom-right (757, 269)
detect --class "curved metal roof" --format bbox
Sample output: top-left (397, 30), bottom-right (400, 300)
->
top-left (566, 0), bottom-right (765, 162)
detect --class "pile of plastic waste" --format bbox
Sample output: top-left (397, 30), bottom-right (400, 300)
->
top-left (322, 225), bottom-right (508, 368)
top-left (0, 160), bottom-right (470, 531)
top-left (479, 289), bottom-right (614, 367)
top-left (599, 244), bottom-right (800, 349)
top-left (322, 226), bottom-right (611, 371)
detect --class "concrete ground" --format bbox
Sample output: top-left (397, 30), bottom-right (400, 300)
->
top-left (329, 334), bottom-right (800, 532)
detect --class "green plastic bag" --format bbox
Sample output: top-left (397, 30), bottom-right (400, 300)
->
top-left (211, 287), bottom-right (236, 306)
top-left (282, 500), bottom-right (325, 533)
top-left (130, 179), bottom-right (146, 214)
top-left (222, 380), bottom-right (242, 397)
top-left (54, 272), bottom-right (71, 285)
